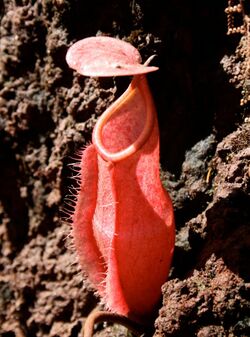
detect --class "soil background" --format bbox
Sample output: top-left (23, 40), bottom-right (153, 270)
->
top-left (0, 1), bottom-right (250, 337)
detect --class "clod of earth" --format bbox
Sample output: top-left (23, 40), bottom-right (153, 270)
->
top-left (66, 36), bottom-right (175, 324)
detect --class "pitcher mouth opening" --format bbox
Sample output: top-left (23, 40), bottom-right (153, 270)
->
top-left (92, 76), bottom-right (155, 162)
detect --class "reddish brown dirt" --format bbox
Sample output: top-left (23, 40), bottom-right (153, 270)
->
top-left (0, 1), bottom-right (249, 337)
top-left (155, 121), bottom-right (250, 336)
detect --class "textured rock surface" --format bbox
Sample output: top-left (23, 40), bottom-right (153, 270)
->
top-left (0, 1), bottom-right (249, 336)
top-left (155, 256), bottom-right (250, 337)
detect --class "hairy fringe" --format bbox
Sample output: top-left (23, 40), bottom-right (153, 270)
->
top-left (62, 142), bottom-right (109, 307)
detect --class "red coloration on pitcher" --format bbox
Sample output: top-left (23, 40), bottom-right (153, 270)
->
top-left (66, 37), bottom-right (175, 323)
